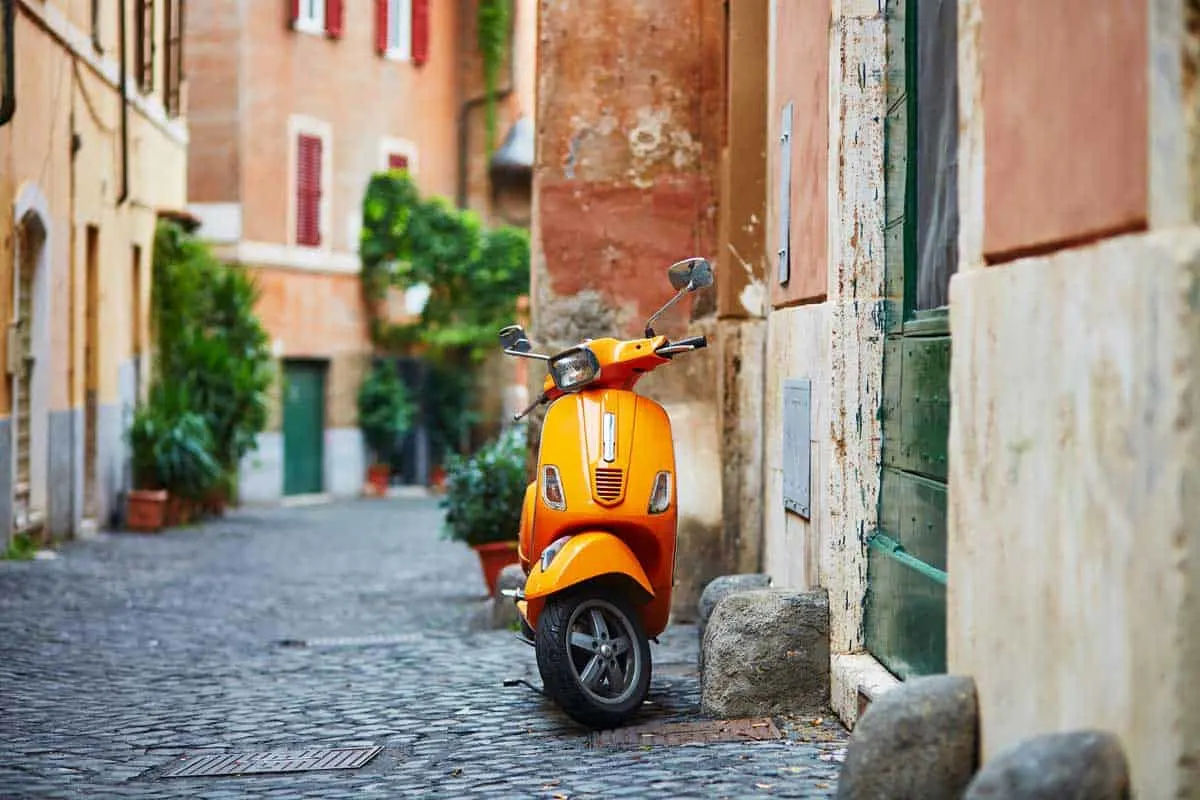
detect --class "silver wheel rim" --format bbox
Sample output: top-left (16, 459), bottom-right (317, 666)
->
top-left (565, 598), bottom-right (643, 706)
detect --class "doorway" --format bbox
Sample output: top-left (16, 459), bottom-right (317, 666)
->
top-left (10, 210), bottom-right (49, 538)
top-left (83, 225), bottom-right (99, 523)
top-left (282, 360), bottom-right (327, 496)
top-left (865, 0), bottom-right (958, 679)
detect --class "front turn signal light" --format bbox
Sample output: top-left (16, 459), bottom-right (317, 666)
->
top-left (542, 465), bottom-right (566, 511)
top-left (648, 471), bottom-right (672, 514)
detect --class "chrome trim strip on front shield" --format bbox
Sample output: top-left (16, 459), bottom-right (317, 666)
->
top-left (602, 412), bottom-right (616, 462)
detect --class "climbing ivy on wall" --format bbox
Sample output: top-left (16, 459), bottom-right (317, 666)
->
top-left (359, 170), bottom-right (529, 456)
top-left (477, 0), bottom-right (511, 157)
top-left (359, 171), bottom-right (529, 362)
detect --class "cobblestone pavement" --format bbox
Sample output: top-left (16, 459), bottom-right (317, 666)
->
top-left (0, 497), bottom-right (847, 799)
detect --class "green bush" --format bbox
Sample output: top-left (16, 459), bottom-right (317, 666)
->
top-left (127, 386), bottom-right (223, 501)
top-left (440, 424), bottom-right (527, 547)
top-left (150, 220), bottom-right (273, 495)
top-left (357, 360), bottom-right (416, 464)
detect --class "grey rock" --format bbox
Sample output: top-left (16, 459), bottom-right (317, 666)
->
top-left (698, 573), bottom-right (772, 639)
top-left (489, 565), bottom-right (526, 629)
top-left (836, 674), bottom-right (978, 800)
top-left (964, 730), bottom-right (1130, 800)
top-left (701, 588), bottom-right (830, 718)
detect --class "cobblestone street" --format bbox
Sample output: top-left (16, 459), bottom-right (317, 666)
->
top-left (0, 498), bottom-right (846, 799)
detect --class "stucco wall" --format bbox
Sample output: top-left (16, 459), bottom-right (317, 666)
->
top-left (0, 1), bottom-right (187, 537)
top-left (948, 229), bottom-right (1200, 799)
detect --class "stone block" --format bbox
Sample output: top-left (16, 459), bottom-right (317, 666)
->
top-left (700, 588), bottom-right (829, 718)
top-left (964, 730), bottom-right (1130, 800)
top-left (489, 565), bottom-right (527, 630)
top-left (836, 675), bottom-right (978, 800)
top-left (697, 573), bottom-right (772, 638)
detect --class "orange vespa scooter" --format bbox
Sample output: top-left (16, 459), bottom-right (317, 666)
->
top-left (498, 257), bottom-right (714, 729)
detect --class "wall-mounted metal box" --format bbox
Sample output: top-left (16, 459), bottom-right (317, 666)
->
top-left (782, 378), bottom-right (811, 519)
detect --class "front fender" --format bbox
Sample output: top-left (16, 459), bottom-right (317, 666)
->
top-left (524, 531), bottom-right (655, 602)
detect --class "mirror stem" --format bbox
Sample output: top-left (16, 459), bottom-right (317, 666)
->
top-left (644, 285), bottom-right (690, 338)
top-left (504, 348), bottom-right (552, 361)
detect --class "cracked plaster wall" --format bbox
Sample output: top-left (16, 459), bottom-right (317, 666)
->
top-left (531, 0), bottom-right (726, 621)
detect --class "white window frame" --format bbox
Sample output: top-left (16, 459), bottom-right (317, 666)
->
top-left (385, 0), bottom-right (412, 61)
top-left (287, 115), bottom-right (334, 251)
top-left (379, 137), bottom-right (420, 176)
top-left (294, 0), bottom-right (325, 36)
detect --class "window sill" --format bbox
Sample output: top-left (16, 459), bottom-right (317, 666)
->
top-left (293, 19), bottom-right (325, 37)
top-left (383, 48), bottom-right (411, 63)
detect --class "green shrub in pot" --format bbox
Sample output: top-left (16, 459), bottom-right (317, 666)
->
top-left (357, 359), bottom-right (416, 466)
top-left (440, 423), bottom-right (527, 547)
top-left (127, 386), bottom-right (223, 501)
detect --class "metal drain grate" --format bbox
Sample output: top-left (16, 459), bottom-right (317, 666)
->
top-left (588, 718), bottom-right (783, 748)
top-left (160, 746), bottom-right (381, 778)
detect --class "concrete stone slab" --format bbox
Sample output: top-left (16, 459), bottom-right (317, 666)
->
top-left (701, 588), bottom-right (830, 718)
top-left (836, 675), bottom-right (978, 800)
top-left (964, 730), bottom-right (1130, 800)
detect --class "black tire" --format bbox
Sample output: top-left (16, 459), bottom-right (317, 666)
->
top-left (535, 587), bottom-right (652, 729)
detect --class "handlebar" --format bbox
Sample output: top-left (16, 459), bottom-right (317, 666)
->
top-left (655, 335), bottom-right (708, 357)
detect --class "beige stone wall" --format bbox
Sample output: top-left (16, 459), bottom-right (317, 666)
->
top-left (948, 230), bottom-right (1200, 800)
top-left (0, 0), bottom-right (186, 411)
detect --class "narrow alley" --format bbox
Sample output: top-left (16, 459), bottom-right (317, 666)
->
top-left (0, 498), bottom-right (845, 799)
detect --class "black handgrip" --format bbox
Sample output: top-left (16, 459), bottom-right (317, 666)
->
top-left (674, 335), bottom-right (708, 349)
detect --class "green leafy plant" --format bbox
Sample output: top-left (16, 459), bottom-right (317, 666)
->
top-left (359, 172), bottom-right (529, 459)
top-left (357, 360), bottom-right (416, 465)
top-left (440, 424), bottom-right (527, 547)
top-left (2, 532), bottom-right (37, 561)
top-left (477, 0), bottom-right (511, 157)
top-left (127, 386), bottom-right (223, 501)
top-left (150, 220), bottom-right (273, 493)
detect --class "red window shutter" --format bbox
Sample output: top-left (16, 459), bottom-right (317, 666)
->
top-left (375, 0), bottom-right (389, 54)
top-left (325, 0), bottom-right (344, 37)
top-left (411, 0), bottom-right (429, 65)
top-left (388, 154), bottom-right (409, 172)
top-left (288, 0), bottom-right (300, 26)
top-left (296, 135), bottom-right (323, 247)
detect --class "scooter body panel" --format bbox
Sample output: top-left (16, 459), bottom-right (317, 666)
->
top-left (524, 531), bottom-right (654, 601)
top-left (517, 387), bottom-right (678, 637)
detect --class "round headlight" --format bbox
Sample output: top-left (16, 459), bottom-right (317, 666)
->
top-left (548, 347), bottom-right (601, 392)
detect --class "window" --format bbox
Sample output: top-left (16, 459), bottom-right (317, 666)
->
top-left (91, 0), bottom-right (103, 51)
top-left (163, 0), bottom-right (185, 117)
top-left (135, 0), bottom-right (155, 93)
top-left (379, 138), bottom-right (419, 176)
top-left (376, 0), bottom-right (428, 64)
top-left (295, 0), bottom-right (324, 33)
top-left (295, 133), bottom-right (324, 247)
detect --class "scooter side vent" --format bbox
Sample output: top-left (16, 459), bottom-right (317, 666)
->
top-left (593, 467), bottom-right (624, 500)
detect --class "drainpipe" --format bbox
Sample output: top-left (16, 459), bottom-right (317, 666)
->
top-left (456, 0), bottom-right (515, 210)
top-left (117, 0), bottom-right (130, 205)
top-left (0, 0), bottom-right (15, 127)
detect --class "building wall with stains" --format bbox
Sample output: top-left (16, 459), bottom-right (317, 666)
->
top-left (948, 1), bottom-right (1200, 795)
top-left (531, 0), bottom-right (726, 620)
top-left (0, 0), bottom-right (187, 544)
top-left (186, 0), bottom-right (536, 502)
top-left (757, 0), bottom-right (899, 726)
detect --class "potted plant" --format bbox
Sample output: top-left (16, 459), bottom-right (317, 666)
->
top-left (357, 359), bottom-right (415, 496)
top-left (158, 408), bottom-right (222, 525)
top-left (440, 424), bottom-right (527, 594)
top-left (126, 404), bottom-right (170, 533)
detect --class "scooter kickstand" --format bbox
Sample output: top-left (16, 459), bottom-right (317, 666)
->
top-left (503, 678), bottom-right (548, 698)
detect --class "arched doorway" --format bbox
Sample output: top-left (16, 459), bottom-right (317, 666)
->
top-left (11, 194), bottom-right (51, 540)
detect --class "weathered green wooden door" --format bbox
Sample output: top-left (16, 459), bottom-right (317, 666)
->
top-left (282, 360), bottom-right (326, 496)
top-left (865, 0), bottom-right (958, 679)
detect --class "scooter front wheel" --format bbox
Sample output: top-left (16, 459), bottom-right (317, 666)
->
top-left (535, 588), bottom-right (652, 729)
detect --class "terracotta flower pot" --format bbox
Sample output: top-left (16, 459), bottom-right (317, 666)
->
top-left (366, 463), bottom-right (391, 497)
top-left (126, 489), bottom-right (168, 533)
top-left (165, 495), bottom-right (192, 527)
top-left (473, 541), bottom-right (520, 596)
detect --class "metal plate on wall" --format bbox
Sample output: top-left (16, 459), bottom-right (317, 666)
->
top-left (777, 102), bottom-right (794, 285)
top-left (782, 378), bottom-right (811, 519)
